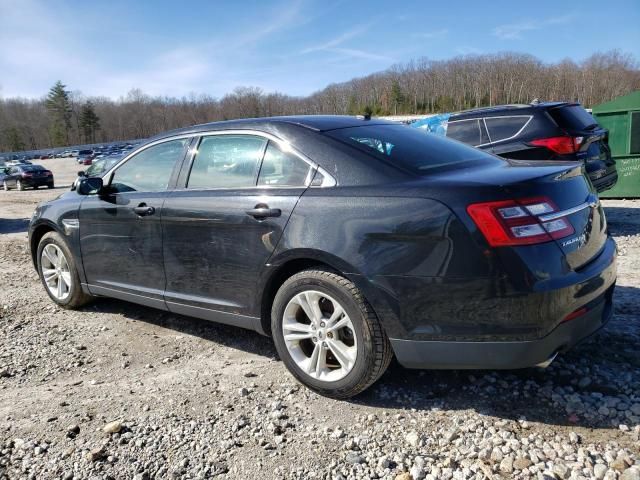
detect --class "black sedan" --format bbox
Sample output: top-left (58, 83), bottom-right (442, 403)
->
top-left (3, 164), bottom-right (54, 190)
top-left (28, 116), bottom-right (616, 398)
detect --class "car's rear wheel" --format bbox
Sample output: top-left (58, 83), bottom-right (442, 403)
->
top-left (271, 269), bottom-right (392, 399)
top-left (37, 232), bottom-right (92, 309)
top-left (48, 183), bottom-right (54, 189)
top-left (16, 180), bottom-right (23, 191)
top-left (2, 181), bottom-right (8, 191)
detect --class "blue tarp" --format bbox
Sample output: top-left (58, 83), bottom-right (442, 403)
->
top-left (410, 113), bottom-right (451, 136)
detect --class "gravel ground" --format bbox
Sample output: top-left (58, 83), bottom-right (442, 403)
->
top-left (0, 158), bottom-right (638, 480)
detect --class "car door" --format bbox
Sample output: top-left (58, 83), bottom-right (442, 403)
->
top-left (4, 167), bottom-right (16, 186)
top-left (162, 132), bottom-right (314, 327)
top-left (78, 137), bottom-right (190, 309)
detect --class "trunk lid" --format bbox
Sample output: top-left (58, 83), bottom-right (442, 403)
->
top-left (427, 159), bottom-right (608, 270)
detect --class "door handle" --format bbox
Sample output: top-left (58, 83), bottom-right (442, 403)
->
top-left (133, 203), bottom-right (155, 217)
top-left (246, 205), bottom-right (281, 219)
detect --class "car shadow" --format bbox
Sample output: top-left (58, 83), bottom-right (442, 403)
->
top-left (603, 206), bottom-right (640, 236)
top-left (0, 218), bottom-right (30, 234)
top-left (82, 285), bottom-right (639, 430)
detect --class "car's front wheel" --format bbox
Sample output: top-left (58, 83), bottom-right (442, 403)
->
top-left (37, 232), bottom-right (92, 309)
top-left (2, 181), bottom-right (8, 191)
top-left (16, 180), bottom-right (23, 191)
top-left (271, 269), bottom-right (392, 399)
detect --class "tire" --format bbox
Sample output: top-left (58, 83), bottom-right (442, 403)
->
top-left (2, 181), bottom-right (8, 191)
top-left (48, 183), bottom-right (54, 189)
top-left (271, 269), bottom-right (392, 399)
top-left (37, 231), bottom-right (92, 309)
top-left (16, 180), bottom-right (23, 191)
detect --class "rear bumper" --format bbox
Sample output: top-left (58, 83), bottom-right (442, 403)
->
top-left (391, 286), bottom-right (613, 369)
top-left (23, 178), bottom-right (53, 187)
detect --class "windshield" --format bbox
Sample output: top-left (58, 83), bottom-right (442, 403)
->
top-left (325, 124), bottom-right (496, 173)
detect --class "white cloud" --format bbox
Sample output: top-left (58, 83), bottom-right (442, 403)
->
top-left (300, 23), bottom-right (372, 54)
top-left (0, 0), bottom-right (308, 99)
top-left (493, 14), bottom-right (575, 40)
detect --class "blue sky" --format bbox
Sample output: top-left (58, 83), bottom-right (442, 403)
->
top-left (0, 0), bottom-right (638, 99)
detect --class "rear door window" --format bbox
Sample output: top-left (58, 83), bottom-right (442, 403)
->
top-left (187, 135), bottom-right (267, 189)
top-left (447, 119), bottom-right (483, 146)
top-left (549, 105), bottom-right (598, 130)
top-left (485, 116), bottom-right (530, 142)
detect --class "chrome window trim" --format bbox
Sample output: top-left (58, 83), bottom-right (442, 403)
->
top-left (448, 115), bottom-right (533, 147)
top-left (538, 199), bottom-right (599, 222)
top-left (102, 129), bottom-right (337, 191)
top-left (100, 134), bottom-right (195, 184)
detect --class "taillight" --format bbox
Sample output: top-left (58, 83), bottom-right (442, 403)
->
top-left (528, 136), bottom-right (584, 155)
top-left (467, 196), bottom-right (575, 247)
top-left (22, 173), bottom-right (33, 178)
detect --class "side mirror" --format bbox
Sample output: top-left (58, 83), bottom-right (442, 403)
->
top-left (77, 171), bottom-right (86, 177)
top-left (77, 177), bottom-right (103, 195)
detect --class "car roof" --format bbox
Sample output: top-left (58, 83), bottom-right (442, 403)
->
top-left (147, 115), bottom-right (397, 142)
top-left (451, 101), bottom-right (574, 119)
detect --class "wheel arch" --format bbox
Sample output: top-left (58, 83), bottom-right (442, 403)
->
top-left (29, 221), bottom-right (59, 269)
top-left (257, 249), bottom-right (399, 338)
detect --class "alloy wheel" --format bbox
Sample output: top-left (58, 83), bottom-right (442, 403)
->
top-left (40, 243), bottom-right (72, 300)
top-left (16, 180), bottom-right (23, 191)
top-left (282, 290), bottom-right (358, 382)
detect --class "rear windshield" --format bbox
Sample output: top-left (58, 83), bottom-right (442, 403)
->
top-left (79, 150), bottom-right (93, 155)
top-left (549, 105), bottom-right (598, 130)
top-left (20, 165), bottom-right (45, 171)
top-left (325, 124), bottom-right (495, 173)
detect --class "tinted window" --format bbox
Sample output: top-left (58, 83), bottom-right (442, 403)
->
top-left (447, 119), bottom-right (482, 145)
top-left (485, 117), bottom-right (530, 142)
top-left (549, 105), bottom-right (597, 130)
top-left (257, 142), bottom-right (312, 187)
top-left (187, 135), bottom-right (266, 189)
top-left (110, 138), bottom-right (188, 193)
top-left (326, 124), bottom-right (495, 173)
top-left (20, 165), bottom-right (45, 171)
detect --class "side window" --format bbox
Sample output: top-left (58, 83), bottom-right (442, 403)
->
top-left (447, 119), bottom-right (481, 146)
top-left (110, 139), bottom-right (188, 193)
top-left (187, 135), bottom-right (267, 189)
top-left (257, 142), bottom-right (312, 187)
top-left (485, 117), bottom-right (529, 143)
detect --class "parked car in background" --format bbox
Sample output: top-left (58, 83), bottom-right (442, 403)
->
top-left (5, 159), bottom-right (32, 167)
top-left (3, 164), bottom-right (54, 190)
top-left (77, 150), bottom-right (94, 164)
top-left (30, 116), bottom-right (616, 398)
top-left (0, 166), bottom-right (10, 183)
top-left (439, 102), bottom-right (618, 193)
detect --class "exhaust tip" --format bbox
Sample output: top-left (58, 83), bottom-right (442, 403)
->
top-left (535, 351), bottom-right (559, 369)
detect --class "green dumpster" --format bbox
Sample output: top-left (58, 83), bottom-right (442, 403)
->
top-left (592, 91), bottom-right (640, 198)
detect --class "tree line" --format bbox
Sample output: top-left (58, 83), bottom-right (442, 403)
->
top-left (1, 49), bottom-right (638, 152)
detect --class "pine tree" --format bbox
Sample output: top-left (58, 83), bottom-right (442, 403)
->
top-left (45, 81), bottom-right (72, 146)
top-left (4, 126), bottom-right (25, 151)
top-left (79, 101), bottom-right (101, 143)
top-left (390, 81), bottom-right (404, 115)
